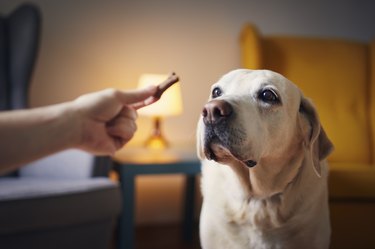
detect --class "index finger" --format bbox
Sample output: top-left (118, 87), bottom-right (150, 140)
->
top-left (118, 85), bottom-right (157, 105)
top-left (131, 72), bottom-right (180, 110)
top-left (130, 96), bottom-right (158, 110)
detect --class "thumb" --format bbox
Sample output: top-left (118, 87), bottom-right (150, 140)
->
top-left (118, 86), bottom-right (157, 105)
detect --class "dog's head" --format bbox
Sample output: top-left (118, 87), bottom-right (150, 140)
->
top-left (197, 69), bottom-right (333, 178)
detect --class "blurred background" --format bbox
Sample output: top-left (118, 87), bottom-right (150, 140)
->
top-left (1, 0), bottom-right (375, 227)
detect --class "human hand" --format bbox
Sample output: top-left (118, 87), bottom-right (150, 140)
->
top-left (72, 86), bottom-right (157, 155)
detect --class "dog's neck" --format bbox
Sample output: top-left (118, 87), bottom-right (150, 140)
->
top-left (227, 139), bottom-right (306, 199)
top-left (222, 152), bottom-right (326, 230)
top-left (249, 151), bottom-right (305, 198)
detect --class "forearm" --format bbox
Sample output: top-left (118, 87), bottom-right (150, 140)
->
top-left (0, 86), bottom-right (159, 174)
top-left (0, 102), bottom-right (79, 173)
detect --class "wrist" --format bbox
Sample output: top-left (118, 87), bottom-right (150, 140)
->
top-left (54, 101), bottom-right (83, 150)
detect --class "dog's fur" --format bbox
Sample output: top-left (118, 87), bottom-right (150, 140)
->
top-left (197, 69), bottom-right (333, 249)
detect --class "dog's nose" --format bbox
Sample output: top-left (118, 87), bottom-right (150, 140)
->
top-left (202, 100), bottom-right (233, 125)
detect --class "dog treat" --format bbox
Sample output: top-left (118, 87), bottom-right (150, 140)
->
top-left (153, 72), bottom-right (179, 100)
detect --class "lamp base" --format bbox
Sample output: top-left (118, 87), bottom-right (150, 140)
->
top-left (144, 117), bottom-right (169, 149)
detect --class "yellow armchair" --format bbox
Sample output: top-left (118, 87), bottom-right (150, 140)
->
top-left (240, 23), bottom-right (375, 249)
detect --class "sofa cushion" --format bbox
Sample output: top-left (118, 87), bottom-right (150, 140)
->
top-left (329, 162), bottom-right (375, 199)
top-left (0, 178), bottom-right (121, 234)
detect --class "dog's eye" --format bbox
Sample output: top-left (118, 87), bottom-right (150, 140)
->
top-left (259, 89), bottom-right (280, 104)
top-left (212, 87), bottom-right (222, 98)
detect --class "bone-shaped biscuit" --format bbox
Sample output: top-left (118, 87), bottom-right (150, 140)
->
top-left (153, 72), bottom-right (179, 100)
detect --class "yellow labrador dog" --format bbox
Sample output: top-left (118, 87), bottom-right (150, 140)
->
top-left (197, 69), bottom-right (333, 249)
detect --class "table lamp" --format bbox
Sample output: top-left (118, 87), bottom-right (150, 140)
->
top-left (138, 74), bottom-right (183, 149)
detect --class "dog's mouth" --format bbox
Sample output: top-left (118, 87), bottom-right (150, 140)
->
top-left (203, 126), bottom-right (257, 168)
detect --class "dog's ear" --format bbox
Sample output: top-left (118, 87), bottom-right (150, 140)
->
top-left (298, 97), bottom-right (334, 177)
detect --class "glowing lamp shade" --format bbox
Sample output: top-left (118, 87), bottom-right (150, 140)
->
top-left (137, 74), bottom-right (183, 149)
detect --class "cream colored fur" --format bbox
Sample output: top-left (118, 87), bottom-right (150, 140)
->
top-left (197, 69), bottom-right (333, 249)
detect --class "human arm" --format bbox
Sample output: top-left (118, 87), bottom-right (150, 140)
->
top-left (0, 86), bottom-right (157, 173)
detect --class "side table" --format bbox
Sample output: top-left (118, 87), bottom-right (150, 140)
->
top-left (112, 145), bottom-right (201, 249)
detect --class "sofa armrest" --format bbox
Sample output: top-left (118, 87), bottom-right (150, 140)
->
top-left (328, 162), bottom-right (375, 200)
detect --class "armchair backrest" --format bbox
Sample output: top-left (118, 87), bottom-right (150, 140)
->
top-left (240, 24), bottom-right (375, 164)
top-left (0, 3), bottom-right (41, 111)
top-left (0, 4), bottom-right (40, 177)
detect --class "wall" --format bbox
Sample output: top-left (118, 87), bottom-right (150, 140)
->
top-left (1, 0), bottom-right (375, 224)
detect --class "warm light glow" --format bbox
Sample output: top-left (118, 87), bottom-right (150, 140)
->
top-left (145, 136), bottom-right (168, 150)
top-left (137, 74), bottom-right (183, 116)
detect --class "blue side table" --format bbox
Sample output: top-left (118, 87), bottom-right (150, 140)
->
top-left (113, 145), bottom-right (201, 249)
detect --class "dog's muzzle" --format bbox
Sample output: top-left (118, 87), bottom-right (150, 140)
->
top-left (202, 99), bottom-right (232, 160)
top-left (201, 100), bottom-right (257, 168)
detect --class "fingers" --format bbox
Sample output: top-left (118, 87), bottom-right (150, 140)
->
top-left (107, 116), bottom-right (137, 140)
top-left (106, 106), bottom-right (138, 146)
top-left (80, 85), bottom-right (168, 155)
top-left (129, 73), bottom-right (179, 110)
top-left (130, 96), bottom-right (158, 110)
top-left (117, 85), bottom-right (158, 105)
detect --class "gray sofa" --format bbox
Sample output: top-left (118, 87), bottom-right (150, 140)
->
top-left (0, 4), bottom-right (121, 249)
